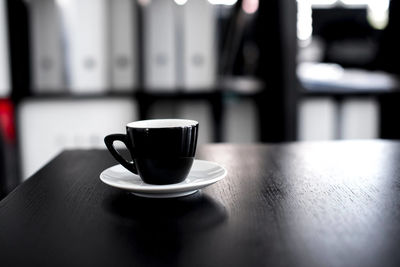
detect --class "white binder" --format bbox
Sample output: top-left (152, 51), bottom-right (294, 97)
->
top-left (18, 98), bottom-right (138, 179)
top-left (0, 0), bottom-right (10, 97)
top-left (182, 0), bottom-right (216, 91)
top-left (61, 0), bottom-right (109, 93)
top-left (341, 98), bottom-right (378, 139)
top-left (109, 0), bottom-right (137, 91)
top-left (298, 98), bottom-right (337, 141)
top-left (29, 0), bottom-right (64, 93)
top-left (143, 0), bottom-right (176, 91)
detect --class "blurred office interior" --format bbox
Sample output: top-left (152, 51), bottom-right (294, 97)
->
top-left (1, 0), bottom-right (400, 198)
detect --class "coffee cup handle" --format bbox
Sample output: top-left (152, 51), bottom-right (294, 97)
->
top-left (104, 134), bottom-right (138, 174)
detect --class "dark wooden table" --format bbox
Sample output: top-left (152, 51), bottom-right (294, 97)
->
top-left (2, 141), bottom-right (400, 266)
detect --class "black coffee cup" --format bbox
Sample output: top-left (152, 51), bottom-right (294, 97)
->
top-left (104, 119), bottom-right (198, 185)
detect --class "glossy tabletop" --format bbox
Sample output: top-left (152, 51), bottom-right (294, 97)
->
top-left (1, 141), bottom-right (400, 266)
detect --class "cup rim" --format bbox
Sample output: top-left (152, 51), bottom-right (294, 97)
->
top-left (127, 119), bottom-right (199, 129)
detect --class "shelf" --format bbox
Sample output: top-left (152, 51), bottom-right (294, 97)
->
top-left (18, 92), bottom-right (135, 101)
top-left (298, 62), bottom-right (400, 97)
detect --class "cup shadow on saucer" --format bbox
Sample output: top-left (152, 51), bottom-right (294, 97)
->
top-left (103, 190), bottom-right (227, 234)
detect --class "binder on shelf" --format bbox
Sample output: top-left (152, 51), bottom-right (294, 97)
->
top-left (61, 0), bottom-right (109, 94)
top-left (298, 98), bottom-right (337, 141)
top-left (143, 0), bottom-right (176, 91)
top-left (0, 0), bottom-right (10, 97)
top-left (18, 98), bottom-right (138, 179)
top-left (182, 0), bottom-right (216, 91)
top-left (341, 98), bottom-right (378, 139)
top-left (29, 0), bottom-right (64, 93)
top-left (109, 0), bottom-right (137, 92)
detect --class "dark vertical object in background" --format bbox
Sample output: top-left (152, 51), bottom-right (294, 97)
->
top-left (219, 0), bottom-right (244, 76)
top-left (0, 131), bottom-right (5, 198)
top-left (2, 0), bottom-right (29, 195)
top-left (6, 0), bottom-right (31, 102)
top-left (0, 99), bottom-right (18, 199)
top-left (378, 1), bottom-right (400, 139)
top-left (379, 94), bottom-right (400, 139)
top-left (376, 0), bottom-right (400, 75)
top-left (255, 0), bottom-right (298, 142)
top-left (136, 0), bottom-right (144, 90)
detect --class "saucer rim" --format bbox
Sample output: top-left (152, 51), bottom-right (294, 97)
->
top-left (99, 159), bottom-right (227, 193)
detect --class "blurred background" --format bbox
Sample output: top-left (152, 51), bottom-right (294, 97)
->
top-left (1, 0), bottom-right (400, 198)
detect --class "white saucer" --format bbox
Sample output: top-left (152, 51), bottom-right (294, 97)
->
top-left (99, 160), bottom-right (227, 198)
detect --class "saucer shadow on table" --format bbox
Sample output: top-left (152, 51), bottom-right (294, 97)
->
top-left (103, 191), bottom-right (227, 234)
